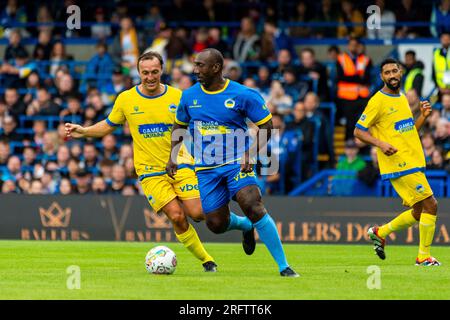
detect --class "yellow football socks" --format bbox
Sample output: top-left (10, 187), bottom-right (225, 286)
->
top-left (378, 209), bottom-right (418, 238)
top-left (175, 223), bottom-right (214, 264)
top-left (417, 213), bottom-right (437, 261)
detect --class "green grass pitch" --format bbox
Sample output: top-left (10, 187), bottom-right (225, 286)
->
top-left (1, 240), bottom-right (449, 299)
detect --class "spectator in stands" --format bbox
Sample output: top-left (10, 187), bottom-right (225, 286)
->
top-left (336, 37), bottom-right (372, 140)
top-left (196, 0), bottom-right (224, 22)
top-left (358, 146), bottom-right (380, 187)
top-left (271, 49), bottom-right (295, 81)
top-left (0, 98), bottom-right (6, 124)
top-left (337, 139), bottom-right (367, 172)
top-left (432, 32), bottom-right (450, 97)
top-left (164, 0), bottom-right (192, 23)
top-left (396, 0), bottom-right (428, 38)
top-left (101, 67), bottom-right (126, 106)
top-left (56, 123), bottom-right (69, 145)
top-left (434, 118), bottom-right (450, 147)
top-left (42, 131), bottom-right (59, 159)
top-left (441, 93), bottom-right (450, 120)
top-left (53, 73), bottom-right (78, 106)
top-left (304, 92), bottom-right (335, 169)
top-left (337, 0), bottom-right (365, 38)
top-left (0, 116), bottom-right (23, 142)
top-left (99, 158), bottom-right (114, 184)
top-left (402, 50), bottom-right (424, 96)
top-left (164, 27), bottom-right (193, 74)
top-left (24, 72), bottom-right (42, 103)
top-left (56, 145), bottom-right (70, 171)
top-left (90, 7), bottom-right (112, 40)
top-left (66, 157), bottom-right (80, 180)
top-left (422, 131), bottom-right (437, 164)
top-left (311, 0), bottom-right (338, 38)
top-left (1, 49), bottom-right (36, 88)
top-left (192, 28), bottom-right (210, 54)
top-left (84, 41), bottom-right (115, 91)
top-left (298, 48), bottom-right (329, 101)
top-left (287, 101), bottom-right (315, 180)
top-left (92, 176), bottom-right (108, 194)
top-left (427, 147), bottom-right (446, 170)
top-left (430, 0), bottom-right (450, 38)
top-left (26, 88), bottom-right (60, 116)
top-left (0, 139), bottom-right (10, 165)
top-left (32, 120), bottom-right (46, 145)
top-left (139, 4), bottom-right (165, 39)
top-left (59, 96), bottom-right (83, 120)
top-left (118, 143), bottom-right (133, 164)
top-left (3, 29), bottom-right (28, 62)
top-left (289, 1), bottom-right (311, 38)
top-left (223, 60), bottom-right (242, 83)
top-left (111, 16), bottom-right (142, 82)
top-left (4, 87), bottom-right (26, 121)
top-left (207, 28), bottom-right (230, 58)
top-left (2, 155), bottom-right (22, 182)
top-left (58, 177), bottom-right (73, 195)
top-left (232, 16), bottom-right (260, 62)
top-left (0, 0), bottom-right (28, 38)
top-left (405, 88), bottom-right (422, 120)
top-left (81, 142), bottom-right (99, 172)
top-left (49, 41), bottom-right (73, 77)
top-left (109, 164), bottom-right (126, 194)
top-left (178, 74), bottom-right (194, 90)
top-left (41, 170), bottom-right (57, 194)
top-left (367, 0), bottom-right (396, 40)
top-left (23, 146), bottom-right (37, 167)
top-left (256, 66), bottom-right (272, 95)
top-left (16, 177), bottom-right (30, 193)
top-left (260, 20), bottom-right (295, 62)
top-left (266, 80), bottom-right (293, 116)
top-left (36, 4), bottom-right (54, 35)
top-left (74, 169), bottom-right (92, 195)
top-left (110, 0), bottom-right (129, 24)
top-left (282, 68), bottom-right (309, 103)
top-left (101, 134), bottom-right (119, 161)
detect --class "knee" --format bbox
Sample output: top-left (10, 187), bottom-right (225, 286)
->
top-left (188, 210), bottom-right (205, 223)
top-left (206, 218), bottom-right (227, 234)
top-left (425, 197), bottom-right (438, 215)
top-left (168, 210), bottom-right (187, 227)
top-left (242, 201), bottom-right (266, 222)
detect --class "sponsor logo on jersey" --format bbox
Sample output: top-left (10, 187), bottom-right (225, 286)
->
top-left (180, 184), bottom-right (199, 192)
top-left (394, 118), bottom-right (414, 133)
top-left (138, 123), bottom-right (172, 138)
top-left (224, 98), bottom-right (235, 109)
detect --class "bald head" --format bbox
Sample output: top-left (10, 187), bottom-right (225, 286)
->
top-left (198, 48), bottom-right (224, 69)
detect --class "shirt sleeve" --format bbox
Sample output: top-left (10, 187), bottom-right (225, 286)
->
top-left (175, 94), bottom-right (190, 126)
top-left (244, 89), bottom-right (272, 126)
top-left (106, 92), bottom-right (126, 127)
top-left (355, 96), bottom-right (380, 131)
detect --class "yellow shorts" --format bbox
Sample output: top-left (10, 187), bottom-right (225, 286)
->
top-left (140, 168), bottom-right (200, 212)
top-left (390, 171), bottom-right (434, 207)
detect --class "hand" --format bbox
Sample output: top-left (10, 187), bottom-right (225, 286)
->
top-left (420, 100), bottom-right (432, 118)
top-left (65, 123), bottom-right (86, 139)
top-left (240, 151), bottom-right (254, 173)
top-left (378, 141), bottom-right (398, 156)
top-left (166, 159), bottom-right (178, 179)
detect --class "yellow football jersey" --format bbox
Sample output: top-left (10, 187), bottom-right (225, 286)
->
top-left (106, 85), bottom-right (194, 180)
top-left (356, 90), bottom-right (426, 180)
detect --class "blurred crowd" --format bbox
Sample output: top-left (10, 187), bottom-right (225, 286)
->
top-left (0, 0), bottom-right (449, 195)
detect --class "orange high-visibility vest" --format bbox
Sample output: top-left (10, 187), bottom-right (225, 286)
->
top-left (337, 52), bottom-right (370, 100)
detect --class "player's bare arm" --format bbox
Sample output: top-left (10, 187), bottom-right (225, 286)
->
top-left (65, 120), bottom-right (115, 139)
top-left (354, 127), bottom-right (398, 156)
top-left (414, 100), bottom-right (432, 132)
top-left (242, 119), bottom-right (273, 173)
top-left (166, 122), bottom-right (188, 178)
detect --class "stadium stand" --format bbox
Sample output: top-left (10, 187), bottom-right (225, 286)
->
top-left (0, 0), bottom-right (448, 196)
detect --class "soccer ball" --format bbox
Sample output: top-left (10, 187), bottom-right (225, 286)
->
top-left (145, 246), bottom-right (177, 275)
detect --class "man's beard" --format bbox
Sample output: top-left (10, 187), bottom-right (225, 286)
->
top-left (385, 79), bottom-right (401, 91)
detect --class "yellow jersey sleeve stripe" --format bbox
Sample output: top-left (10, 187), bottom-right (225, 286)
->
top-left (254, 114), bottom-right (272, 126)
top-left (175, 118), bottom-right (189, 126)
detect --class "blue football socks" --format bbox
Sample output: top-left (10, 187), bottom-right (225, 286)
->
top-left (227, 212), bottom-right (253, 232)
top-left (254, 213), bottom-right (289, 272)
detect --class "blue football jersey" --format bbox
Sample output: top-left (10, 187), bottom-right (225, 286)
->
top-left (176, 79), bottom-right (272, 169)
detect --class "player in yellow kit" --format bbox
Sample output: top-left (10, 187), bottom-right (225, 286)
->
top-left (65, 51), bottom-right (217, 272)
top-left (355, 58), bottom-right (440, 266)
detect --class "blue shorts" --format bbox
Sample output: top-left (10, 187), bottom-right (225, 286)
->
top-left (195, 163), bottom-right (259, 214)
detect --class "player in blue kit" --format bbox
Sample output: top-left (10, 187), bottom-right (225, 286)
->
top-left (166, 48), bottom-right (298, 277)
